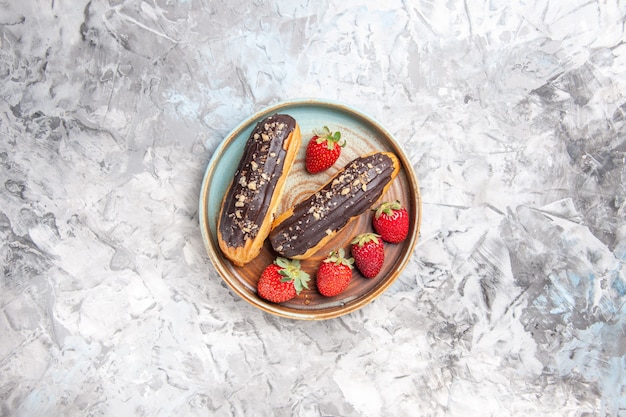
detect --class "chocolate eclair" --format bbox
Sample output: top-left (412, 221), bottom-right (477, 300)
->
top-left (269, 152), bottom-right (400, 259)
top-left (218, 114), bottom-right (302, 266)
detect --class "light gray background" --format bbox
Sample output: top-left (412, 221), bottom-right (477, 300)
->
top-left (1, 1), bottom-right (625, 416)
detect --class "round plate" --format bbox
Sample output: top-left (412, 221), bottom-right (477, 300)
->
top-left (199, 99), bottom-right (422, 320)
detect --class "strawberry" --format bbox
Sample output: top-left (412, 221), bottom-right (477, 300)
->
top-left (350, 233), bottom-right (385, 278)
top-left (372, 200), bottom-right (410, 243)
top-left (316, 248), bottom-right (354, 297)
top-left (257, 257), bottom-right (310, 303)
top-left (305, 126), bottom-right (345, 174)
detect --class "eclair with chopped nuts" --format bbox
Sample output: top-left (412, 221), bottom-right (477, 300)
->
top-left (218, 114), bottom-right (302, 266)
top-left (269, 152), bottom-right (400, 260)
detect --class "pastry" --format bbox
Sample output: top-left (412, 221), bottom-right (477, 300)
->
top-left (218, 114), bottom-right (301, 266)
top-left (269, 151), bottom-right (400, 259)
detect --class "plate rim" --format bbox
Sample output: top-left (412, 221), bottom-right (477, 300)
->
top-left (199, 98), bottom-right (422, 320)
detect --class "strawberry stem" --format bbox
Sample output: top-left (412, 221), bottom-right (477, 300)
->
top-left (351, 232), bottom-right (381, 246)
top-left (323, 248), bottom-right (354, 269)
top-left (314, 126), bottom-right (345, 149)
top-left (373, 200), bottom-right (403, 219)
top-left (274, 257), bottom-right (310, 294)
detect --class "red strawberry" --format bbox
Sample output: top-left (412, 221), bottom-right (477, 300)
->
top-left (316, 249), bottom-right (354, 297)
top-left (257, 257), bottom-right (310, 303)
top-left (305, 126), bottom-right (345, 174)
top-left (350, 233), bottom-right (385, 278)
top-left (372, 200), bottom-right (410, 243)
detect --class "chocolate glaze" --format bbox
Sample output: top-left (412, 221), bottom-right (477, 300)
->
top-left (219, 114), bottom-right (296, 248)
top-left (269, 152), bottom-right (398, 258)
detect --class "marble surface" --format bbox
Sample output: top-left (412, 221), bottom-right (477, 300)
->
top-left (1, 0), bottom-right (625, 415)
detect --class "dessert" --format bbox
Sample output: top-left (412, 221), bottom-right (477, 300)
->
top-left (316, 249), bottom-right (354, 297)
top-left (218, 114), bottom-right (301, 266)
top-left (351, 232), bottom-right (385, 278)
top-left (372, 200), bottom-right (410, 243)
top-left (269, 151), bottom-right (400, 259)
top-left (304, 126), bottom-right (345, 173)
top-left (257, 257), bottom-right (310, 303)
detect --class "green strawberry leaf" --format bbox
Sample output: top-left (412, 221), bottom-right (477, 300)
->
top-left (374, 200), bottom-right (403, 219)
top-left (275, 257), bottom-right (310, 294)
top-left (351, 232), bottom-right (381, 247)
top-left (314, 126), bottom-right (345, 149)
top-left (323, 248), bottom-right (354, 268)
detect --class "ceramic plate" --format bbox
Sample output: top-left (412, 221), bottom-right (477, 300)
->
top-left (199, 99), bottom-right (422, 320)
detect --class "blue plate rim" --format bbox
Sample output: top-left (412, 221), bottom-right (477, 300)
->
top-left (199, 98), bottom-right (421, 320)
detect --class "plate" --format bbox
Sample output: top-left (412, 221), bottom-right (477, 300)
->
top-left (199, 99), bottom-right (422, 320)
